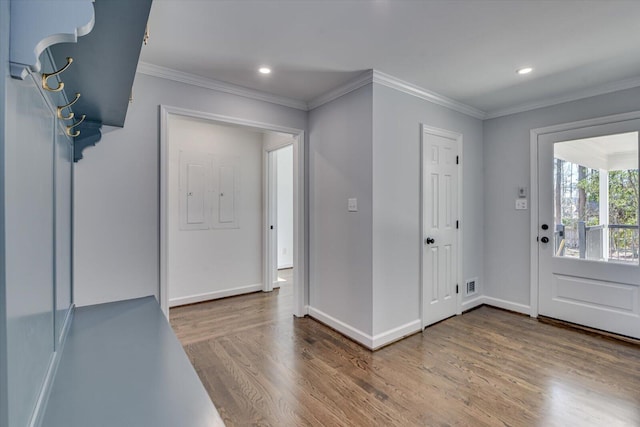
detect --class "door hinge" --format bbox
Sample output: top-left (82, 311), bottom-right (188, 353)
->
top-left (456, 220), bottom-right (459, 229)
top-left (456, 155), bottom-right (459, 165)
top-left (456, 284), bottom-right (459, 294)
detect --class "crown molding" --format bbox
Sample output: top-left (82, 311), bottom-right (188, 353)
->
top-left (307, 70), bottom-right (374, 110)
top-left (485, 75), bottom-right (640, 120)
top-left (136, 62), bottom-right (308, 111)
top-left (371, 70), bottom-right (487, 119)
top-left (138, 62), bottom-right (640, 121)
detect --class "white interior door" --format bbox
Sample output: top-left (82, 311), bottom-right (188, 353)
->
top-left (422, 126), bottom-right (459, 327)
top-left (537, 121), bottom-right (640, 339)
top-left (264, 150), bottom-right (278, 292)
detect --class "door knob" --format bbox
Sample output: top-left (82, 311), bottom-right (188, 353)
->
top-left (540, 236), bottom-right (549, 243)
top-left (425, 237), bottom-right (435, 245)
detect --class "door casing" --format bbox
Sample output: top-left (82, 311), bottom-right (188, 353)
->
top-left (529, 110), bottom-right (640, 318)
top-left (159, 105), bottom-right (307, 318)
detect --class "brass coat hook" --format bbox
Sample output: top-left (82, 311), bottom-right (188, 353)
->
top-left (42, 57), bottom-right (73, 92)
top-left (66, 114), bottom-right (86, 137)
top-left (57, 93), bottom-right (81, 120)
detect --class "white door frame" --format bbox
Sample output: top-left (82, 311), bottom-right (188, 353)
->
top-left (263, 142), bottom-right (293, 292)
top-left (529, 110), bottom-right (640, 318)
top-left (420, 124), bottom-right (463, 329)
top-left (159, 105), bottom-right (307, 318)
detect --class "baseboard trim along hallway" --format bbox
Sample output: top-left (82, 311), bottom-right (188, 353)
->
top-left (169, 283), bottom-right (263, 307)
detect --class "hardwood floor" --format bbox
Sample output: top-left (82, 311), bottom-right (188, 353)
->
top-left (170, 272), bottom-right (640, 426)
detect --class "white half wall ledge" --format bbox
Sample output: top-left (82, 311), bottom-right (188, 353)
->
top-left (307, 307), bottom-right (422, 350)
top-left (169, 283), bottom-right (263, 308)
top-left (10, 0), bottom-right (95, 79)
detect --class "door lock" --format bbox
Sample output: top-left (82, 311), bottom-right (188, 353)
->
top-left (425, 237), bottom-right (435, 245)
top-left (540, 236), bottom-right (549, 243)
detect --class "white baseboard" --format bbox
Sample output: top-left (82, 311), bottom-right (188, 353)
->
top-left (169, 283), bottom-right (263, 307)
top-left (308, 307), bottom-right (421, 350)
top-left (371, 319), bottom-right (422, 350)
top-left (483, 296), bottom-right (531, 315)
top-left (277, 264), bottom-right (293, 270)
top-left (308, 306), bottom-right (374, 348)
top-left (461, 295), bottom-right (485, 312)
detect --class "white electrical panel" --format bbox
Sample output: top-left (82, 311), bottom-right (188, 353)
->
top-left (179, 151), bottom-right (211, 231)
top-left (186, 164), bottom-right (205, 224)
top-left (218, 165), bottom-right (236, 223)
top-left (211, 158), bottom-right (240, 229)
top-left (178, 151), bottom-right (239, 230)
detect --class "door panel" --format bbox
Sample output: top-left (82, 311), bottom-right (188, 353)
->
top-left (422, 127), bottom-right (459, 327)
top-left (538, 122), bottom-right (640, 338)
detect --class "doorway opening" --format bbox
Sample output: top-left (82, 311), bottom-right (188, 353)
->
top-left (159, 106), bottom-right (306, 319)
top-left (265, 144), bottom-right (294, 295)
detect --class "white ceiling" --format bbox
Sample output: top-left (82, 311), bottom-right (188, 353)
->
top-left (141, 0), bottom-right (640, 116)
top-left (555, 132), bottom-right (638, 171)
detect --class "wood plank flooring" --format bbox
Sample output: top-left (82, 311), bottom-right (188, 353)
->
top-left (171, 272), bottom-right (640, 426)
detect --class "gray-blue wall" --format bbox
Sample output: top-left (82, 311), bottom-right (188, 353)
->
top-left (372, 83), bottom-right (484, 333)
top-left (308, 84), bottom-right (374, 335)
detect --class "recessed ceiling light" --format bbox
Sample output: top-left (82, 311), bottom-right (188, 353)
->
top-left (259, 67), bottom-right (271, 74)
top-left (516, 67), bottom-right (533, 75)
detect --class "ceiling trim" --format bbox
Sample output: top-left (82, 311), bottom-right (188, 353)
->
top-left (137, 61), bottom-right (640, 121)
top-left (485, 75), bottom-right (640, 120)
top-left (307, 70), bottom-right (374, 110)
top-left (307, 69), bottom-right (487, 119)
top-left (371, 71), bottom-right (487, 119)
top-left (136, 61), bottom-right (308, 111)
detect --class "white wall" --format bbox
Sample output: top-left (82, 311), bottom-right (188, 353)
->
top-left (309, 84), bottom-right (374, 336)
top-left (483, 86), bottom-right (640, 308)
top-left (276, 145), bottom-right (294, 269)
top-left (73, 72), bottom-right (307, 307)
top-left (372, 83), bottom-right (485, 335)
top-left (168, 116), bottom-right (263, 305)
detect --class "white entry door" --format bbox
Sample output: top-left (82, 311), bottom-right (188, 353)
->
top-left (537, 119), bottom-right (640, 339)
top-left (422, 126), bottom-right (460, 328)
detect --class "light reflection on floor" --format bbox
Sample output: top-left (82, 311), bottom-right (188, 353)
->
top-left (543, 378), bottom-right (639, 426)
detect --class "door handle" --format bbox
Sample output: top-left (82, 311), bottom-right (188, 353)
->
top-left (425, 237), bottom-right (435, 245)
top-left (540, 236), bottom-right (549, 243)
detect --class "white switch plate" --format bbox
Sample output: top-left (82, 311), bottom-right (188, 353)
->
top-left (515, 199), bottom-right (528, 210)
top-left (348, 198), bottom-right (358, 212)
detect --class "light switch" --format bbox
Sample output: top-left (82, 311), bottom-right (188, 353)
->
top-left (515, 199), bottom-right (528, 210)
top-left (348, 198), bottom-right (358, 212)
